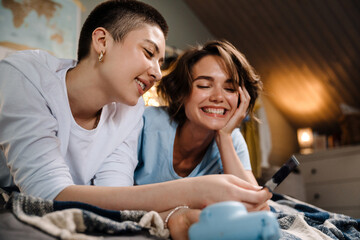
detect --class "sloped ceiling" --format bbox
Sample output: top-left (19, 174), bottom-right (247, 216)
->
top-left (183, 0), bottom-right (360, 133)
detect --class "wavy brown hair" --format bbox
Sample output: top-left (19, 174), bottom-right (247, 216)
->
top-left (157, 40), bottom-right (262, 126)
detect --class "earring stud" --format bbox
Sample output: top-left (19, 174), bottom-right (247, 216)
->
top-left (98, 51), bottom-right (104, 62)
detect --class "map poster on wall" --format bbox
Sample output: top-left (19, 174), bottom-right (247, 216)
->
top-left (0, 0), bottom-right (82, 59)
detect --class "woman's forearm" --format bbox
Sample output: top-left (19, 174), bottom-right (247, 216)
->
top-left (55, 175), bottom-right (269, 213)
top-left (216, 132), bottom-right (258, 185)
top-left (55, 180), bottom-right (195, 212)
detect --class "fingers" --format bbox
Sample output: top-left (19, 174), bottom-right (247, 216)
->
top-left (244, 200), bottom-right (271, 212)
top-left (226, 174), bottom-right (263, 191)
top-left (168, 208), bottom-right (201, 240)
top-left (239, 188), bottom-right (272, 205)
top-left (217, 86), bottom-right (251, 135)
top-left (237, 86), bottom-right (250, 112)
top-left (184, 208), bottom-right (201, 225)
top-left (191, 175), bottom-right (272, 211)
top-left (259, 202), bottom-right (271, 211)
top-left (226, 175), bottom-right (272, 204)
top-left (240, 192), bottom-right (272, 212)
top-left (227, 86), bottom-right (250, 129)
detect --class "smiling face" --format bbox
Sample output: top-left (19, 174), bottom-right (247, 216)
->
top-left (98, 24), bottom-right (165, 106)
top-left (183, 55), bottom-right (239, 131)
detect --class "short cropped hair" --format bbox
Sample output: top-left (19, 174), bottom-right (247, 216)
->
top-left (77, 0), bottom-right (168, 62)
top-left (157, 40), bottom-right (262, 126)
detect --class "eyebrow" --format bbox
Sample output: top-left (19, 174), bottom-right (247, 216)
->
top-left (144, 39), bottom-right (159, 53)
top-left (144, 39), bottom-right (164, 63)
top-left (193, 75), bottom-right (233, 83)
top-left (193, 75), bottom-right (212, 81)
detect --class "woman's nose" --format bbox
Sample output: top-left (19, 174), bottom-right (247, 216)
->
top-left (149, 61), bottom-right (162, 82)
top-left (209, 87), bottom-right (224, 103)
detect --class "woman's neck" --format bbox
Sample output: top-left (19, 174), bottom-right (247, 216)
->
top-left (66, 61), bottom-right (105, 129)
top-left (173, 121), bottom-right (215, 177)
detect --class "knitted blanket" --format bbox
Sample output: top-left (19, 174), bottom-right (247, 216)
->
top-left (2, 188), bottom-right (359, 240)
top-left (0, 189), bottom-right (168, 240)
top-left (270, 193), bottom-right (360, 240)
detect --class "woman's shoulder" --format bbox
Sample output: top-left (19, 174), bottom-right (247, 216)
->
top-left (2, 50), bottom-right (75, 70)
top-left (1, 50), bottom-right (75, 89)
top-left (231, 128), bottom-right (246, 144)
top-left (143, 106), bottom-right (168, 117)
top-left (143, 106), bottom-right (173, 130)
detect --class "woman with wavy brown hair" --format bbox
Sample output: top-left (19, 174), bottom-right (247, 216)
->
top-left (136, 39), bottom-right (266, 196)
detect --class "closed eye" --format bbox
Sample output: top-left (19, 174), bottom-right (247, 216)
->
top-left (196, 85), bottom-right (210, 89)
top-left (225, 88), bottom-right (236, 92)
top-left (144, 48), bottom-right (154, 57)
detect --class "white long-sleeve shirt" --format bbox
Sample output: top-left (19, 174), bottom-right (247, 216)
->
top-left (0, 50), bottom-right (144, 199)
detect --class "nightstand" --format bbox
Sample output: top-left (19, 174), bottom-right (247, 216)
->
top-left (295, 145), bottom-right (360, 218)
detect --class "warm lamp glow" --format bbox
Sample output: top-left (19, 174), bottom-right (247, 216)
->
top-left (300, 132), bottom-right (311, 142)
top-left (142, 86), bottom-right (162, 106)
top-left (297, 128), bottom-right (314, 148)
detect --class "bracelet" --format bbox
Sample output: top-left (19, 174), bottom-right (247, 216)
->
top-left (164, 205), bottom-right (189, 229)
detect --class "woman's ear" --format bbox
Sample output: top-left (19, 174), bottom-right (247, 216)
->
top-left (92, 27), bottom-right (107, 55)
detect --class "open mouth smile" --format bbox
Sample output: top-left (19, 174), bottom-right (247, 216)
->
top-left (135, 79), bottom-right (146, 91)
top-left (201, 107), bottom-right (227, 116)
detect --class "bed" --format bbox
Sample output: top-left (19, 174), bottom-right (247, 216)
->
top-left (1, 188), bottom-right (359, 240)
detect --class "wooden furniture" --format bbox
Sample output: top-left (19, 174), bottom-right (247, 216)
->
top-left (295, 145), bottom-right (360, 218)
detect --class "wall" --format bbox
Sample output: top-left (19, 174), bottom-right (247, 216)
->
top-left (79, 0), bottom-right (214, 50)
top-left (262, 95), bottom-right (299, 166)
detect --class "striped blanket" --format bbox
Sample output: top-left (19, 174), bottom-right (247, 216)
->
top-left (1, 188), bottom-right (359, 240)
top-left (0, 188), bottom-right (168, 240)
top-left (270, 193), bottom-right (360, 240)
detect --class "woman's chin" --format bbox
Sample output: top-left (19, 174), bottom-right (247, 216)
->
top-left (204, 124), bottom-right (226, 131)
top-left (121, 97), bottom-right (140, 106)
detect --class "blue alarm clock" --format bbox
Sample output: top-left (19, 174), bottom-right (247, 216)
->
top-left (188, 201), bottom-right (280, 240)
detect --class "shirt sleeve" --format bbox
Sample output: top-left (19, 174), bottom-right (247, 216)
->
top-left (93, 117), bottom-right (143, 187)
top-left (233, 128), bottom-right (252, 170)
top-left (0, 62), bottom-right (74, 199)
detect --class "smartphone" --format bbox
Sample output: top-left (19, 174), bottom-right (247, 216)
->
top-left (264, 155), bottom-right (300, 192)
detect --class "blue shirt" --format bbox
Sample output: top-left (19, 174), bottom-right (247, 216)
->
top-left (134, 106), bottom-right (251, 185)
